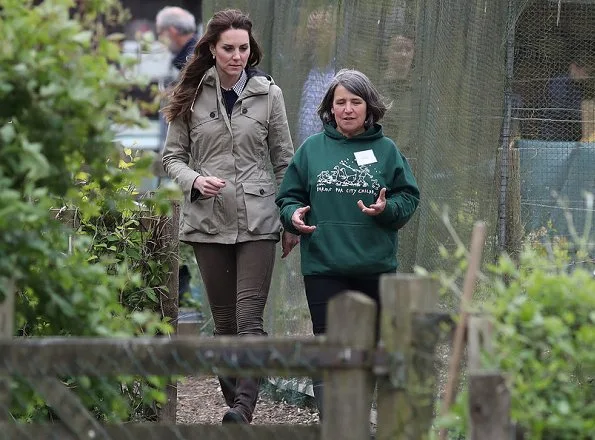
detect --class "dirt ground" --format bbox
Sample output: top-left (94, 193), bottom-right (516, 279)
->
top-left (176, 376), bottom-right (320, 425)
top-left (176, 342), bottom-right (452, 428)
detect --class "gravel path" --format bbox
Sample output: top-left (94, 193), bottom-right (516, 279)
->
top-left (176, 376), bottom-right (320, 425)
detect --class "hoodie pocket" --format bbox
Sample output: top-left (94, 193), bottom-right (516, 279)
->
top-left (307, 222), bottom-right (397, 275)
top-left (242, 181), bottom-right (281, 235)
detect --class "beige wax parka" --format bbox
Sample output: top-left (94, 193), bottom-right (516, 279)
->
top-left (162, 66), bottom-right (294, 244)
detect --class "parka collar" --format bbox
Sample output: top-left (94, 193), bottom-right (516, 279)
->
top-left (202, 66), bottom-right (273, 98)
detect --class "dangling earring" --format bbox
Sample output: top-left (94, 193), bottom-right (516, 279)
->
top-left (212, 53), bottom-right (215, 59)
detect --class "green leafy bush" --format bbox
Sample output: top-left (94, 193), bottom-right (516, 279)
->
top-left (0, 0), bottom-right (179, 422)
top-left (431, 214), bottom-right (595, 439)
top-left (485, 240), bottom-right (595, 439)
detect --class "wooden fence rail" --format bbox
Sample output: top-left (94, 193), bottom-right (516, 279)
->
top-left (0, 274), bottom-right (441, 440)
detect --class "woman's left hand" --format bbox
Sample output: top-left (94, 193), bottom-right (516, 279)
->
top-left (357, 188), bottom-right (387, 216)
top-left (281, 230), bottom-right (300, 258)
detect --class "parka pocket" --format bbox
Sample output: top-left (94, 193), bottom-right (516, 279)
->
top-left (240, 103), bottom-right (268, 143)
top-left (189, 109), bottom-right (220, 160)
top-left (242, 182), bottom-right (281, 235)
top-left (182, 195), bottom-right (220, 235)
top-left (189, 109), bottom-right (220, 133)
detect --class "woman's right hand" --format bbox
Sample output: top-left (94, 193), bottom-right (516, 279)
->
top-left (193, 176), bottom-right (226, 197)
top-left (291, 206), bottom-right (316, 234)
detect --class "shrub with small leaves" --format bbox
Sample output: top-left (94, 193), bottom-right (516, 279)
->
top-left (427, 207), bottom-right (595, 439)
top-left (0, 0), bottom-right (179, 423)
top-left (485, 242), bottom-right (595, 439)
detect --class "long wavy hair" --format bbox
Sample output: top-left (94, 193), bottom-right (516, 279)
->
top-left (162, 9), bottom-right (263, 123)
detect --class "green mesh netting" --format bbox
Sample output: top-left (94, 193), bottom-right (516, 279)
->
top-left (197, 0), bottom-right (595, 397)
top-left (511, 0), bottom-right (595, 242)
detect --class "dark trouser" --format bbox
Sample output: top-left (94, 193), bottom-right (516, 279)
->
top-left (303, 274), bottom-right (382, 420)
top-left (192, 240), bottom-right (276, 422)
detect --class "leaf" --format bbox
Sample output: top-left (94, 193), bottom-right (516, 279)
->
top-left (39, 83), bottom-right (61, 98)
top-left (557, 400), bottom-right (570, 415)
top-left (71, 30), bottom-right (93, 44)
top-left (0, 123), bottom-right (16, 142)
top-left (99, 39), bottom-right (121, 61)
top-left (48, 291), bottom-right (76, 317)
top-left (106, 32), bottom-right (126, 42)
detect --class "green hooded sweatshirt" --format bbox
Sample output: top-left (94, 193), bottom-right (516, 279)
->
top-left (276, 123), bottom-right (420, 276)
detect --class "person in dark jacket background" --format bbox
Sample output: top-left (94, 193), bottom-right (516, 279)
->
top-left (156, 6), bottom-right (199, 71)
top-left (154, 6), bottom-right (200, 179)
top-left (275, 68), bottom-right (420, 420)
top-left (540, 55), bottom-right (589, 142)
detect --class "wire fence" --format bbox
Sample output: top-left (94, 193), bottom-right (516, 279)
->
top-left (510, 0), bottom-right (595, 243)
top-left (198, 0), bottom-right (595, 331)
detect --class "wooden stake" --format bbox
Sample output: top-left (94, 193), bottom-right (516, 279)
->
top-left (439, 221), bottom-right (487, 440)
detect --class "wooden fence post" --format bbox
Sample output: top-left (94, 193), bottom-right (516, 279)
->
top-left (467, 316), bottom-right (493, 372)
top-left (467, 316), bottom-right (515, 439)
top-left (0, 279), bottom-right (15, 421)
top-left (163, 201), bottom-right (180, 332)
top-left (505, 147), bottom-right (523, 258)
top-left (322, 291), bottom-right (377, 440)
top-left (469, 373), bottom-right (512, 440)
top-left (157, 201), bottom-right (180, 424)
top-left (376, 274), bottom-right (439, 440)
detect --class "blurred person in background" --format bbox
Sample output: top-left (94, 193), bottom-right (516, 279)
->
top-left (156, 6), bottom-right (199, 72)
top-left (161, 8), bottom-right (298, 424)
top-left (381, 34), bottom-right (416, 157)
top-left (296, 6), bottom-right (336, 146)
top-left (155, 6), bottom-right (200, 163)
top-left (275, 69), bottom-right (420, 419)
top-left (385, 35), bottom-right (415, 82)
top-left (540, 54), bottom-right (590, 142)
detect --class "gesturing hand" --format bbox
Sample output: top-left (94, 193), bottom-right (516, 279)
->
top-left (193, 176), bottom-right (226, 197)
top-left (281, 230), bottom-right (300, 259)
top-left (357, 188), bottom-right (387, 216)
top-left (291, 206), bottom-right (316, 234)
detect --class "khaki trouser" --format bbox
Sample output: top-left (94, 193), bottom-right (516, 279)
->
top-left (192, 240), bottom-right (276, 336)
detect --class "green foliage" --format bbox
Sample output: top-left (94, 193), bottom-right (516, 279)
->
top-left (0, 0), bottom-right (137, 197)
top-left (0, 0), bottom-right (180, 423)
top-left (427, 218), bottom-right (595, 439)
top-left (486, 242), bottom-right (595, 439)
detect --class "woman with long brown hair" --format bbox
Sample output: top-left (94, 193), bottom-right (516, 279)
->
top-left (161, 9), bottom-right (298, 424)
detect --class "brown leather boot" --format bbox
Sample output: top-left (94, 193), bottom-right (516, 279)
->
top-left (222, 377), bottom-right (260, 424)
top-left (218, 376), bottom-right (237, 408)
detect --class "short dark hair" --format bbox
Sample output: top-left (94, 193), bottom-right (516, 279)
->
top-left (317, 69), bottom-right (389, 129)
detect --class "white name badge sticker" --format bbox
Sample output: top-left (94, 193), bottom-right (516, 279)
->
top-left (354, 149), bottom-right (377, 166)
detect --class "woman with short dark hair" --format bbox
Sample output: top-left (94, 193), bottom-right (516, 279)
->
top-left (276, 68), bottom-right (420, 419)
